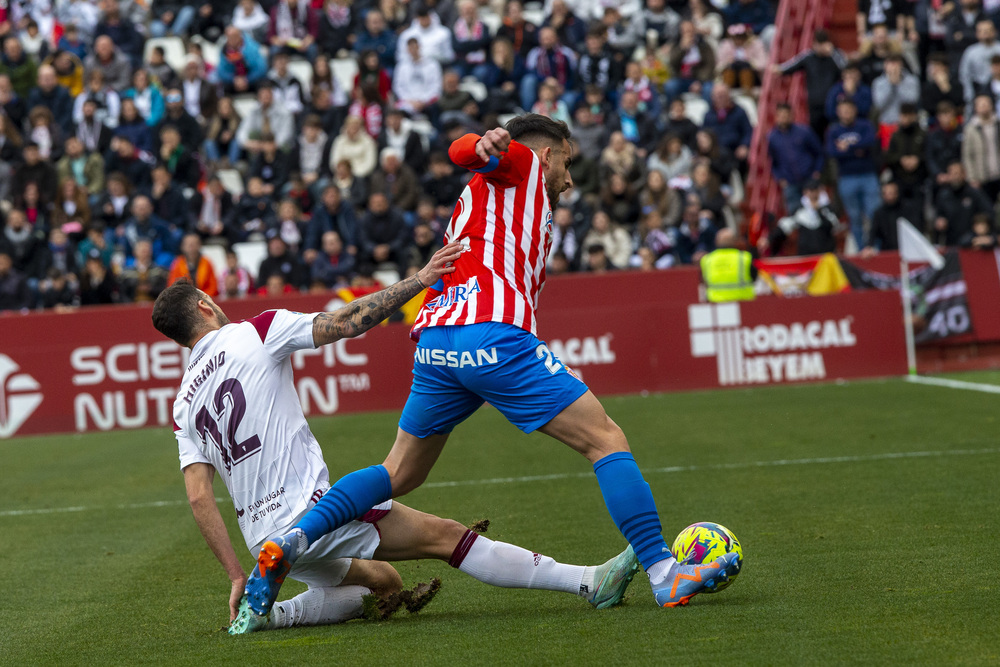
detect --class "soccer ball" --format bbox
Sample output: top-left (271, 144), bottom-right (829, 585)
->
top-left (671, 522), bottom-right (743, 592)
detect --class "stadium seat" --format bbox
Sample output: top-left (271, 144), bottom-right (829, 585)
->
top-left (522, 7), bottom-right (545, 26)
top-left (373, 267), bottom-right (401, 286)
top-left (144, 37), bottom-right (187, 72)
top-left (498, 113), bottom-right (518, 127)
top-left (331, 58), bottom-right (359, 93)
top-left (480, 10), bottom-right (502, 36)
top-left (233, 240), bottom-right (268, 280)
top-left (681, 96), bottom-right (708, 125)
top-left (728, 170), bottom-right (745, 206)
top-left (231, 95), bottom-right (260, 123)
top-left (287, 58), bottom-right (314, 91)
top-left (216, 169), bottom-right (245, 197)
top-left (733, 93), bottom-right (759, 126)
top-left (201, 243), bottom-right (229, 279)
top-left (409, 118), bottom-right (435, 151)
top-left (459, 77), bottom-right (487, 102)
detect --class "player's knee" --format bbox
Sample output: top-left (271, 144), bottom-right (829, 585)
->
top-left (367, 561), bottom-right (403, 595)
top-left (583, 416), bottom-right (630, 462)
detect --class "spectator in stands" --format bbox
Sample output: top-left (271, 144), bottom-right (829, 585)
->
top-left (0, 73), bottom-right (27, 131)
top-left (48, 49), bottom-right (85, 99)
top-left (647, 133), bottom-right (692, 184)
top-left (29, 65), bottom-right (74, 135)
top-left (311, 229), bottom-right (355, 287)
top-left (600, 130), bottom-right (645, 188)
top-left (522, 27), bottom-right (578, 110)
top-left (96, 173), bottom-right (133, 229)
top-left (78, 248), bottom-right (120, 305)
top-left (631, 209), bottom-right (675, 269)
top-left (639, 169), bottom-right (681, 226)
top-left (922, 53), bottom-right (964, 120)
top-left (27, 106), bottom-right (63, 162)
top-left (962, 212), bottom-right (998, 249)
top-left (37, 266), bottom-right (80, 309)
top-left (825, 61), bottom-right (872, 125)
top-left (603, 5), bottom-right (642, 56)
top-left (56, 136), bottom-right (104, 199)
top-left (827, 98), bottom-right (880, 250)
top-left (51, 178), bottom-right (92, 233)
top-left (569, 104), bottom-right (605, 162)
top-left (421, 152), bottom-right (464, 217)
top-left (959, 19), bottom-right (1000, 105)
top-left (117, 195), bottom-right (179, 267)
top-left (864, 180), bottom-right (918, 254)
top-left (0, 250), bottom-right (30, 311)
top-left (872, 54), bottom-right (920, 142)
top-left (767, 102), bottom-right (824, 214)
top-left (379, 108), bottom-right (425, 175)
top-left (393, 37), bottom-right (445, 117)
top-left (723, 0), bottom-right (774, 38)
top-left (13, 142), bottom-right (57, 207)
top-left (269, 51), bottom-right (306, 116)
top-left (961, 93), bottom-right (1000, 203)
top-left (74, 98), bottom-right (113, 156)
top-left (856, 23), bottom-right (901, 85)
top-left (267, 0), bottom-right (319, 60)
top-left (76, 223), bottom-right (114, 268)
top-left (578, 26), bottom-right (617, 97)
top-left (258, 229), bottom-right (308, 289)
top-left (245, 132), bottom-right (289, 198)
top-left (167, 232), bottom-right (219, 296)
top-left (236, 83), bottom-right (294, 155)
top-left (358, 191), bottom-right (409, 272)
top-left (397, 6), bottom-right (455, 66)
top-left (120, 238), bottom-right (168, 303)
top-left (124, 69), bottom-right (165, 129)
top-left (150, 165), bottom-right (192, 228)
top-left (74, 70), bottom-right (121, 131)
top-left (665, 20), bottom-right (715, 103)
top-left (332, 157), bottom-right (369, 208)
top-left (433, 69), bottom-right (478, 127)
top-left (157, 89), bottom-right (204, 152)
top-left (370, 146), bottom-right (420, 212)
top-left (580, 210), bottom-right (630, 269)
top-left (703, 84), bottom-right (752, 166)
top-left (192, 175), bottom-right (235, 243)
top-left (146, 46), bottom-right (180, 91)
top-left (774, 29), bottom-right (846, 139)
top-left (601, 172), bottom-right (641, 228)
top-left (886, 103), bottom-right (928, 209)
top-left (218, 27), bottom-right (269, 95)
top-left (479, 38), bottom-right (524, 115)
top-left (233, 177), bottom-right (275, 240)
top-left (219, 249), bottom-right (254, 299)
top-left (55, 22), bottom-right (89, 61)
top-left (317, 0), bottom-right (355, 56)
top-left (567, 137), bottom-right (599, 201)
top-left (689, 160), bottom-right (726, 220)
top-left (675, 203), bottom-right (717, 266)
top-left (233, 0), bottom-right (271, 43)
top-left (180, 56), bottom-right (217, 126)
top-left (607, 90), bottom-right (657, 156)
top-left (532, 77), bottom-right (572, 126)
top-left (452, 0), bottom-right (491, 81)
top-left (934, 161), bottom-right (993, 245)
top-left (94, 2), bottom-right (145, 68)
top-left (204, 96), bottom-right (242, 166)
top-left (405, 222), bottom-right (441, 276)
top-left (354, 11), bottom-right (397, 70)
top-left (290, 114), bottom-right (332, 196)
top-left (621, 60), bottom-right (658, 116)
top-left (304, 183), bottom-right (358, 263)
top-left (0, 209), bottom-right (47, 292)
top-left (157, 125), bottom-right (200, 189)
top-left (695, 129), bottom-right (738, 182)
top-left (767, 180), bottom-right (841, 256)
top-left (856, 0), bottom-right (907, 39)
top-left (659, 99), bottom-right (698, 149)
top-left (84, 36), bottom-right (132, 92)
top-left (644, 0), bottom-right (681, 46)
top-left (716, 24), bottom-right (767, 94)
top-left (1, 35), bottom-right (38, 98)
top-left (331, 115), bottom-right (378, 178)
top-left (541, 0), bottom-right (584, 54)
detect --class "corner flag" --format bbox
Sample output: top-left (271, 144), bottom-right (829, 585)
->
top-left (897, 218), bottom-right (944, 269)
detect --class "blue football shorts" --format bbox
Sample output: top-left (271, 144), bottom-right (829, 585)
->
top-left (398, 322), bottom-right (589, 437)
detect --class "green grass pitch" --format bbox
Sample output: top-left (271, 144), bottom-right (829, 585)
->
top-left (2, 375), bottom-right (998, 665)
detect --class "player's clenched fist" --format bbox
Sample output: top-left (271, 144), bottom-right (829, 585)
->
top-left (476, 128), bottom-right (512, 162)
top-left (417, 241), bottom-right (464, 287)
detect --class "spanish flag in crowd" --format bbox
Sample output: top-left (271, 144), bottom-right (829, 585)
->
top-left (754, 254), bottom-right (852, 296)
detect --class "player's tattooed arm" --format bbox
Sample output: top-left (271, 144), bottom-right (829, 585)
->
top-left (312, 242), bottom-right (464, 346)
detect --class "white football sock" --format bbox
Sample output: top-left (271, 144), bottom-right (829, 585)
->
top-left (457, 537), bottom-right (586, 596)
top-left (267, 585), bottom-right (370, 628)
top-left (646, 556), bottom-right (678, 586)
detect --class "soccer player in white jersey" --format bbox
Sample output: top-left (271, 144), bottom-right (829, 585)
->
top-left (153, 244), bottom-right (640, 633)
top-left (245, 114), bottom-right (741, 615)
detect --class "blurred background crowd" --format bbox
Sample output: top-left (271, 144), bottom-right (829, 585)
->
top-left (0, 0), bottom-right (997, 312)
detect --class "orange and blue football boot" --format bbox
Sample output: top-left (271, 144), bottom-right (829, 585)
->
top-left (652, 552), bottom-right (741, 607)
top-left (244, 530), bottom-right (303, 615)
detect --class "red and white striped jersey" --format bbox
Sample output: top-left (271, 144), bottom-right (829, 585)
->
top-left (411, 134), bottom-right (553, 339)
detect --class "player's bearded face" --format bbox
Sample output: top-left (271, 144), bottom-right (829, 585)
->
top-left (545, 140), bottom-right (574, 207)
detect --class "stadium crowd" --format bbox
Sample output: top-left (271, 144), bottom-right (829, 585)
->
top-left (0, 0), bottom-right (998, 313)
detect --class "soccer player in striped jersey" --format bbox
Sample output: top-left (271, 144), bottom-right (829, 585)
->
top-left (246, 114), bottom-right (741, 615)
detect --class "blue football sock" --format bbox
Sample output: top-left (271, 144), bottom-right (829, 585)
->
top-left (294, 465), bottom-right (392, 545)
top-left (593, 452), bottom-right (671, 571)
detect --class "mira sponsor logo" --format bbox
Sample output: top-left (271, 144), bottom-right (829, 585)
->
top-left (688, 303), bottom-right (856, 386)
top-left (0, 354), bottom-right (43, 438)
top-left (425, 277), bottom-right (481, 311)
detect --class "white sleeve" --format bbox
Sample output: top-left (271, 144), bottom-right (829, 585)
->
top-left (244, 309), bottom-right (319, 361)
top-left (177, 428), bottom-right (210, 471)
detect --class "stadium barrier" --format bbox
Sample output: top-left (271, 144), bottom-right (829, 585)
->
top-left (7, 258), bottom-right (956, 438)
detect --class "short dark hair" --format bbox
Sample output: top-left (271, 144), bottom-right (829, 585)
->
top-left (776, 102), bottom-right (792, 112)
top-left (814, 29), bottom-right (830, 43)
top-left (152, 278), bottom-right (204, 346)
top-left (505, 113), bottom-right (571, 148)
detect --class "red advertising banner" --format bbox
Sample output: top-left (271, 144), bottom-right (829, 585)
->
top-left (0, 270), bottom-right (908, 439)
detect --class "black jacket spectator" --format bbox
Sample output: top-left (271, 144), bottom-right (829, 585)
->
top-left (935, 181), bottom-right (992, 245)
top-left (305, 191), bottom-right (359, 252)
top-left (925, 121), bottom-right (963, 184)
top-left (0, 220), bottom-right (48, 280)
top-left (0, 256), bottom-right (29, 311)
top-left (258, 237), bottom-right (309, 290)
top-left (359, 198), bottom-right (409, 268)
top-left (869, 192), bottom-right (920, 250)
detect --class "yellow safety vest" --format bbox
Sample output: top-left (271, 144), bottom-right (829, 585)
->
top-left (700, 248), bottom-right (755, 302)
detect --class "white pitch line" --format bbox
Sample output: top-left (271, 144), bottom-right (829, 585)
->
top-left (4, 447), bottom-right (999, 518)
top-left (904, 375), bottom-right (1000, 394)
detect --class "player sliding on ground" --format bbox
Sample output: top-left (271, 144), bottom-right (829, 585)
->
top-left (244, 114), bottom-right (741, 616)
top-left (153, 269), bottom-right (640, 633)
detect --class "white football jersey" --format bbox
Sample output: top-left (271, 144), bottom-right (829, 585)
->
top-left (174, 309), bottom-right (330, 552)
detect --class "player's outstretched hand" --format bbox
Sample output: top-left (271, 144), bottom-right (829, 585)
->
top-left (476, 128), bottom-right (511, 162)
top-left (417, 241), bottom-right (464, 288)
